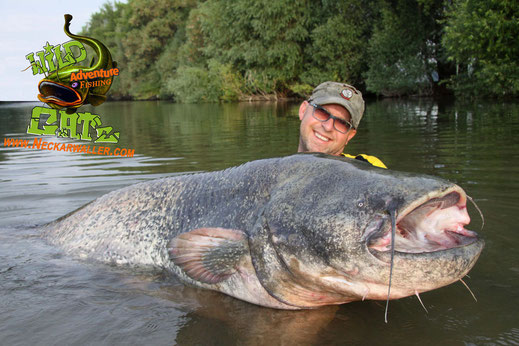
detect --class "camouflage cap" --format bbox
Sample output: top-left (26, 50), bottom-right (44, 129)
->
top-left (308, 82), bottom-right (365, 129)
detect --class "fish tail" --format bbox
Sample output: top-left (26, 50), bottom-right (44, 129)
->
top-left (63, 14), bottom-right (112, 72)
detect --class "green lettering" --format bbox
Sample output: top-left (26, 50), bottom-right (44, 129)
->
top-left (53, 44), bottom-right (72, 69)
top-left (59, 111), bottom-right (80, 139)
top-left (25, 53), bottom-right (45, 75)
top-left (62, 40), bottom-right (86, 65)
top-left (27, 107), bottom-right (44, 135)
top-left (43, 42), bottom-right (56, 74)
top-left (77, 113), bottom-right (99, 141)
top-left (95, 126), bottom-right (120, 143)
top-left (35, 50), bottom-right (48, 74)
top-left (43, 109), bottom-right (59, 135)
top-left (27, 106), bottom-right (58, 135)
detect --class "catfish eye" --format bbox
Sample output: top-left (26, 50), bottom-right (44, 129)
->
top-left (71, 82), bottom-right (78, 88)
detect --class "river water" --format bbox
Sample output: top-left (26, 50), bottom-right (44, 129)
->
top-left (1, 99), bottom-right (518, 345)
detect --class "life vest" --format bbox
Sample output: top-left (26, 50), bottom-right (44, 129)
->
top-left (341, 153), bottom-right (387, 169)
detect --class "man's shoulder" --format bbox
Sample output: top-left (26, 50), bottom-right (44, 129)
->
top-left (341, 153), bottom-right (387, 169)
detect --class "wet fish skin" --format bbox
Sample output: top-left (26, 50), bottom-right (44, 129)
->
top-left (43, 153), bottom-right (484, 309)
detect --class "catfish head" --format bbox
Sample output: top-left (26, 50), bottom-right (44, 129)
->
top-left (168, 154), bottom-right (484, 310)
top-left (37, 14), bottom-right (116, 114)
top-left (37, 72), bottom-right (88, 113)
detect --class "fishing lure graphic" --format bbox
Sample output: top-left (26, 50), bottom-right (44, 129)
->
top-left (37, 14), bottom-right (117, 114)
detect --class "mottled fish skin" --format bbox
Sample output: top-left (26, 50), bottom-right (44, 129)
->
top-left (43, 153), bottom-right (484, 309)
top-left (44, 162), bottom-right (273, 267)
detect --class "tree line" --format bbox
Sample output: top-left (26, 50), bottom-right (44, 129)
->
top-left (82, 0), bottom-right (519, 102)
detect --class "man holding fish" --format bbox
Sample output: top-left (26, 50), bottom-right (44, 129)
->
top-left (297, 81), bottom-right (387, 168)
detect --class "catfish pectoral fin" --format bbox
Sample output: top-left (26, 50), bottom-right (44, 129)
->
top-left (168, 228), bottom-right (248, 284)
top-left (86, 94), bottom-right (107, 106)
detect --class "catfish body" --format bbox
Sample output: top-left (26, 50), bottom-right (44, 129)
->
top-left (44, 154), bottom-right (484, 309)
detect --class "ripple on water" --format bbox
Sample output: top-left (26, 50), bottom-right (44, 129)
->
top-left (1, 100), bottom-right (519, 344)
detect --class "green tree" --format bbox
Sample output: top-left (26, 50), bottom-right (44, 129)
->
top-left (83, 0), bottom-right (196, 100)
top-left (195, 0), bottom-right (311, 96)
top-left (122, 0), bottom-right (195, 99)
top-left (365, 0), bottom-right (447, 96)
top-left (442, 0), bottom-right (519, 97)
top-left (167, 60), bottom-right (244, 102)
top-left (82, 0), bottom-right (519, 101)
top-left (81, 1), bottom-right (130, 99)
top-left (301, 0), bottom-right (376, 91)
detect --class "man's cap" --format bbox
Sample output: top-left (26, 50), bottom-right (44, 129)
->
top-left (308, 82), bottom-right (365, 129)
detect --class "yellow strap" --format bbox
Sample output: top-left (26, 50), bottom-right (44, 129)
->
top-left (342, 153), bottom-right (388, 169)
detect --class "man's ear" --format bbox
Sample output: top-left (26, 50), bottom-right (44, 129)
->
top-left (299, 101), bottom-right (309, 121)
top-left (345, 129), bottom-right (357, 144)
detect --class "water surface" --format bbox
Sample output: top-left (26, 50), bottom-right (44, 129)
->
top-left (1, 99), bottom-right (518, 345)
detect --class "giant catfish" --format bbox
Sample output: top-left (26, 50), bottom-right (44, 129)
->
top-left (43, 154), bottom-right (484, 311)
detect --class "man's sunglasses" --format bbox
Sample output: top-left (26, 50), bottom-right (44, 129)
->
top-left (308, 102), bottom-right (354, 134)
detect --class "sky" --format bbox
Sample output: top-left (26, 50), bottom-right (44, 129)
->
top-left (0, 0), bottom-right (123, 101)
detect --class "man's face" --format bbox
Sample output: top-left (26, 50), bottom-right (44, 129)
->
top-left (298, 101), bottom-right (357, 156)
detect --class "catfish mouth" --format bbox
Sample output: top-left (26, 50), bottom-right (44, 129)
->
top-left (38, 80), bottom-right (83, 107)
top-left (368, 188), bottom-right (479, 254)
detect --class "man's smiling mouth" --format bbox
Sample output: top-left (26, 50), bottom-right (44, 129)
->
top-left (314, 131), bottom-right (330, 142)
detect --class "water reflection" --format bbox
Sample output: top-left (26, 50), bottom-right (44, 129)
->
top-left (1, 99), bottom-right (519, 344)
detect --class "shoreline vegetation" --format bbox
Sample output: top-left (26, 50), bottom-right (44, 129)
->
top-left (79, 0), bottom-right (517, 103)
